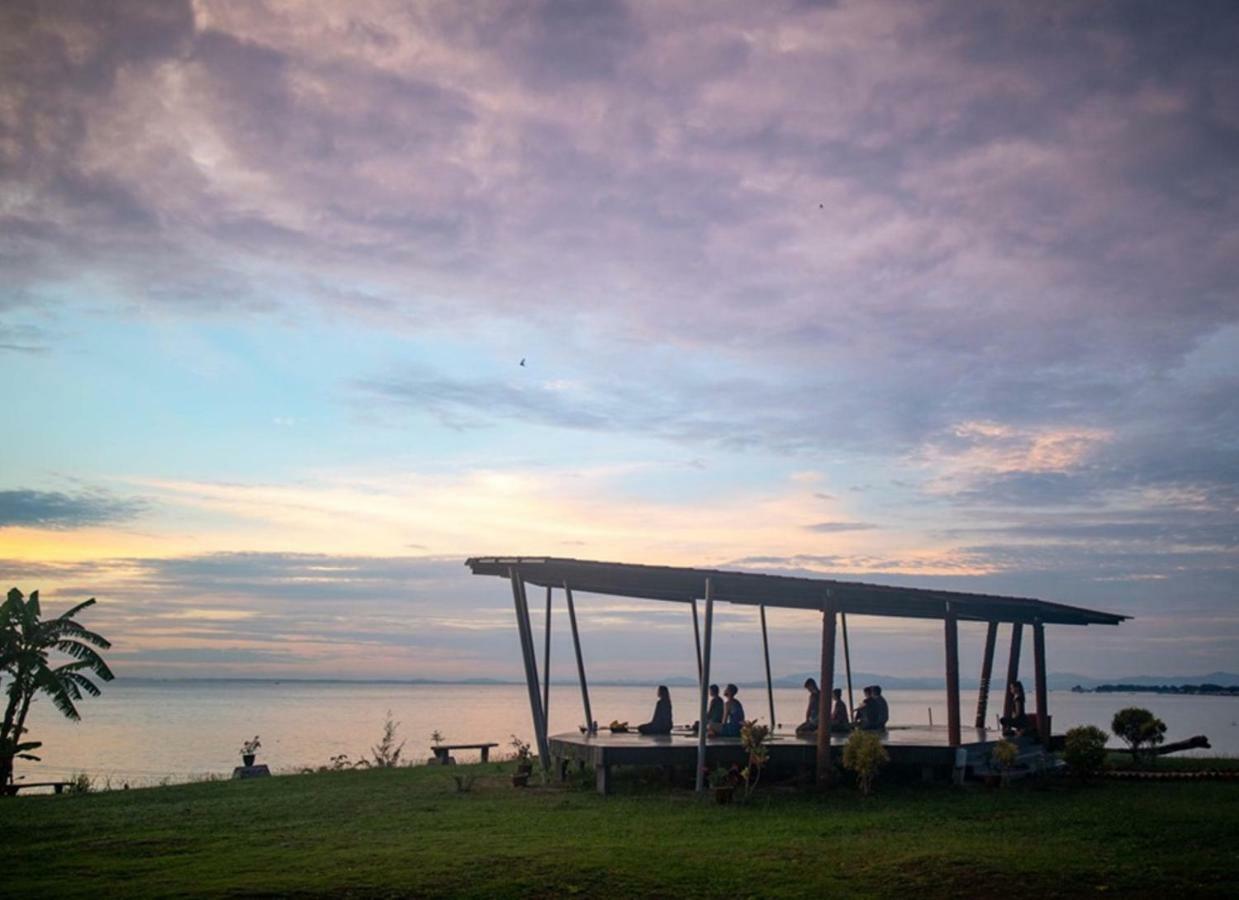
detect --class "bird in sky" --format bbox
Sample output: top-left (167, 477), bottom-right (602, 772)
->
top-left (520, 358), bottom-right (526, 367)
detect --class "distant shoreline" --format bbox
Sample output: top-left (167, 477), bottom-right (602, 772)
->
top-left (1074, 683), bottom-right (1239, 697)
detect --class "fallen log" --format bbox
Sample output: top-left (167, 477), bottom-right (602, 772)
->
top-left (1147, 735), bottom-right (1210, 756)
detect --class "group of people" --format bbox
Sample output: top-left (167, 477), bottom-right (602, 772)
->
top-left (634, 683), bottom-right (748, 736)
top-left (793, 678), bottom-right (890, 735)
top-left (635, 678), bottom-right (1030, 740)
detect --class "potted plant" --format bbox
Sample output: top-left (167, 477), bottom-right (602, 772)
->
top-left (240, 735), bottom-right (261, 768)
top-left (509, 734), bottom-right (533, 786)
top-left (707, 765), bottom-right (735, 804)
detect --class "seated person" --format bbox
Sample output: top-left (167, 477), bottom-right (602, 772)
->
top-left (637, 685), bottom-right (673, 735)
top-left (708, 683), bottom-right (745, 737)
top-left (999, 681), bottom-right (1029, 734)
top-left (853, 686), bottom-right (881, 731)
top-left (795, 678), bottom-right (821, 735)
top-left (871, 684), bottom-right (889, 729)
top-left (707, 683), bottom-right (725, 726)
top-left (829, 687), bottom-right (851, 732)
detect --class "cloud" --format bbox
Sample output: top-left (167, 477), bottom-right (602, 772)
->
top-left (0, 489), bottom-right (146, 529)
top-left (804, 521), bottom-right (878, 533)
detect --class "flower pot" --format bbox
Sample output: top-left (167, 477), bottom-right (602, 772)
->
top-left (512, 773), bottom-right (530, 788)
top-left (714, 786), bottom-right (734, 804)
top-left (243, 754), bottom-right (256, 768)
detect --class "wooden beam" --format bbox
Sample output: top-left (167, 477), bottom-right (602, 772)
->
top-left (694, 578), bottom-right (714, 792)
top-left (542, 585), bottom-right (552, 732)
top-left (1033, 620), bottom-right (1050, 746)
top-left (508, 568), bottom-right (549, 772)
top-left (841, 611), bottom-right (855, 721)
top-left (816, 594), bottom-right (837, 787)
top-left (760, 605), bottom-right (775, 729)
top-left (691, 598), bottom-right (702, 684)
top-left (975, 621), bottom-right (999, 729)
top-left (945, 603), bottom-right (961, 747)
top-left (1002, 622), bottom-right (1024, 721)
top-left (564, 582), bottom-right (593, 732)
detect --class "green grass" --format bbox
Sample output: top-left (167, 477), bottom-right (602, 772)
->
top-left (5, 762), bottom-right (1239, 898)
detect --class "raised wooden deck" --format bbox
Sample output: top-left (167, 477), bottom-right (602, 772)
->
top-left (549, 726), bottom-right (1027, 794)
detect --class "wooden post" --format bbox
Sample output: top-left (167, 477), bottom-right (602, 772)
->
top-left (695, 578), bottom-right (714, 792)
top-left (1002, 623), bottom-right (1024, 722)
top-left (565, 582), bottom-right (593, 731)
top-left (760, 605), bottom-right (775, 729)
top-left (542, 585), bottom-right (552, 732)
top-left (945, 603), bottom-right (961, 747)
top-left (508, 568), bottom-right (549, 772)
top-left (1033, 620), bottom-right (1050, 746)
top-left (691, 598), bottom-right (702, 684)
top-left (841, 611), bottom-right (855, 721)
top-left (975, 621), bottom-right (998, 729)
top-left (815, 594), bottom-right (837, 787)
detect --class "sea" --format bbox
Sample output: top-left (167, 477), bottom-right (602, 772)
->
top-left (15, 680), bottom-right (1238, 788)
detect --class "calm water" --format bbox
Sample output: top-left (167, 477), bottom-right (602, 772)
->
top-left (16, 681), bottom-right (1239, 787)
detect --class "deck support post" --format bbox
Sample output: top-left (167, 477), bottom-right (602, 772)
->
top-left (542, 585), bottom-right (552, 733)
top-left (565, 583), bottom-right (593, 731)
top-left (508, 568), bottom-right (550, 774)
top-left (945, 603), bottom-right (961, 748)
top-left (975, 621), bottom-right (998, 729)
top-left (841, 611), bottom-right (855, 721)
top-left (691, 598), bottom-right (703, 683)
top-left (815, 593), bottom-right (837, 787)
top-left (1002, 623), bottom-right (1024, 722)
top-left (760, 605), bottom-right (775, 729)
top-left (694, 578), bottom-right (714, 792)
top-left (1033, 620), bottom-right (1050, 746)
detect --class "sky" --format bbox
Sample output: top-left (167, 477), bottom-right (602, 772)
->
top-left (2, 0), bottom-right (1237, 684)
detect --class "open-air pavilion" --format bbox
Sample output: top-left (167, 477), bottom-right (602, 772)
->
top-left (466, 556), bottom-right (1127, 794)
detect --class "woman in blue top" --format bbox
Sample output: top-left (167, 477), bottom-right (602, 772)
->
top-left (709, 683), bottom-right (745, 737)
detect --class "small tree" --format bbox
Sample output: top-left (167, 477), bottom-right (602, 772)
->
top-left (1062, 725), bottom-right (1109, 779)
top-left (990, 739), bottom-right (1019, 785)
top-left (370, 711), bottom-right (406, 767)
top-left (842, 729), bottom-right (889, 795)
top-left (738, 720), bottom-right (770, 801)
top-left (1111, 708), bottom-right (1166, 764)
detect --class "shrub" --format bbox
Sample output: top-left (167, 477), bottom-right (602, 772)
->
top-left (1111, 708), bottom-right (1166, 763)
top-left (370, 711), bottom-right (406, 767)
top-left (66, 771), bottom-right (93, 794)
top-left (842, 729), bottom-right (889, 795)
top-left (1063, 725), bottom-right (1109, 778)
top-left (739, 720), bottom-right (770, 800)
top-left (991, 740), bottom-right (1019, 769)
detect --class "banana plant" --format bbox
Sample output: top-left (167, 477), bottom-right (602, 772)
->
top-left (1, 588), bottom-right (113, 789)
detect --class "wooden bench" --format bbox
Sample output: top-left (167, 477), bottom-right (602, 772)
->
top-left (431, 742), bottom-right (499, 764)
top-left (3, 781), bottom-right (72, 796)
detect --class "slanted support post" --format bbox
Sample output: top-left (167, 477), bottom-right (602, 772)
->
top-left (691, 598), bottom-right (702, 683)
top-left (542, 585), bottom-right (552, 733)
top-left (975, 621), bottom-right (999, 729)
top-left (1033, 620), bottom-right (1050, 746)
top-left (565, 582), bottom-right (593, 732)
top-left (508, 568), bottom-right (550, 773)
top-left (841, 611), bottom-right (855, 720)
top-left (1002, 623), bottom-right (1024, 722)
top-left (815, 593), bottom-right (837, 786)
top-left (694, 578), bottom-right (714, 792)
top-left (760, 605), bottom-right (775, 729)
top-left (945, 603), bottom-right (961, 748)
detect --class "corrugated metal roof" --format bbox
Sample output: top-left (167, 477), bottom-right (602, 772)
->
top-left (465, 556), bottom-right (1128, 626)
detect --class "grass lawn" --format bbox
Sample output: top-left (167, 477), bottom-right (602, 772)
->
top-left (6, 762), bottom-right (1239, 898)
